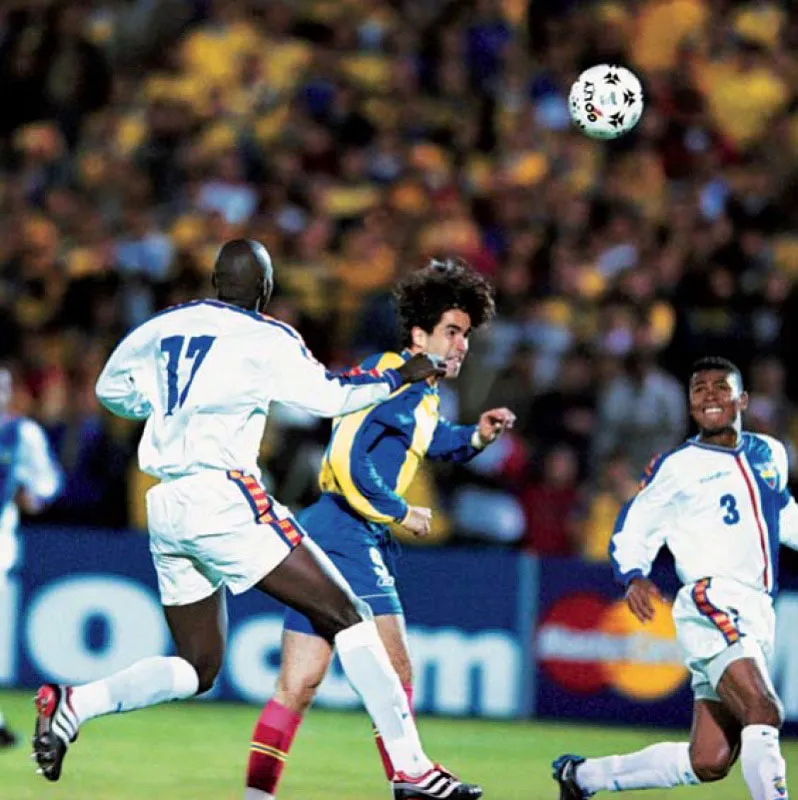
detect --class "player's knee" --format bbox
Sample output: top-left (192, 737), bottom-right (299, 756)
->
top-left (310, 596), bottom-right (369, 641)
top-left (690, 746), bottom-right (734, 783)
top-left (192, 653), bottom-right (223, 694)
top-left (691, 755), bottom-right (733, 783)
top-left (277, 671), bottom-right (323, 714)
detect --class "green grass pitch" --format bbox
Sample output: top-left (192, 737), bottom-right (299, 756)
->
top-left (1, 689), bottom-right (796, 799)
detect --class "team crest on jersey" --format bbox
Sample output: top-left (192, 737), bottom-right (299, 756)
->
top-left (755, 461), bottom-right (778, 490)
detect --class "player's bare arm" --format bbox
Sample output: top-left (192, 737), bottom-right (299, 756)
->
top-left (625, 577), bottom-right (663, 624)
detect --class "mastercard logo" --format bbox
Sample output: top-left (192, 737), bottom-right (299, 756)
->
top-left (535, 592), bottom-right (689, 700)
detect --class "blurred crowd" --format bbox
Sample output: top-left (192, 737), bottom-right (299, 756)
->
top-left (2, 0), bottom-right (798, 559)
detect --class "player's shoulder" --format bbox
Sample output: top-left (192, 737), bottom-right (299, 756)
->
top-left (744, 431), bottom-right (785, 454)
top-left (360, 351), bottom-right (406, 371)
top-left (744, 432), bottom-right (789, 469)
top-left (159, 301), bottom-right (306, 344)
top-left (638, 442), bottom-right (692, 489)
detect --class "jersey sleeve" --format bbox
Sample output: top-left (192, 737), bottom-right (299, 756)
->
top-left (265, 328), bottom-right (402, 417)
top-left (14, 420), bottom-right (62, 509)
top-left (95, 323), bottom-right (155, 420)
top-left (609, 453), bottom-right (676, 587)
top-left (427, 418), bottom-right (481, 462)
top-left (770, 437), bottom-right (798, 550)
top-left (338, 421), bottom-right (408, 523)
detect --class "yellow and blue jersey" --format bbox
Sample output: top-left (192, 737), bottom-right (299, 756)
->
top-left (285, 351), bottom-right (482, 631)
top-left (318, 350), bottom-right (480, 524)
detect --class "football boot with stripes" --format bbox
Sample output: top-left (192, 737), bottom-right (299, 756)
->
top-left (392, 763), bottom-right (482, 799)
top-left (32, 684), bottom-right (79, 781)
top-left (552, 755), bottom-right (591, 800)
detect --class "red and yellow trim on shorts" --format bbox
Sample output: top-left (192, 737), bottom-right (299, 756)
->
top-left (691, 577), bottom-right (740, 645)
top-left (226, 470), bottom-right (303, 549)
top-left (227, 470), bottom-right (274, 524)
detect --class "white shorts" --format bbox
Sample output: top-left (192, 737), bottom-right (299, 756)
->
top-left (146, 470), bottom-right (305, 606)
top-left (673, 577), bottom-right (779, 704)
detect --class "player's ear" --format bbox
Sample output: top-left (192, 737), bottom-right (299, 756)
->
top-left (739, 391), bottom-right (749, 412)
top-left (410, 325), bottom-right (427, 350)
top-left (211, 273), bottom-right (217, 290)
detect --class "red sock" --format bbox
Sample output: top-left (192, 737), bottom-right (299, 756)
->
top-left (246, 699), bottom-right (303, 796)
top-left (374, 683), bottom-right (414, 780)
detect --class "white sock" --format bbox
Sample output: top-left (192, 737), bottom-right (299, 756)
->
top-left (741, 725), bottom-right (788, 800)
top-left (577, 742), bottom-right (700, 793)
top-left (70, 656), bottom-right (199, 725)
top-left (0, 710), bottom-right (5, 728)
top-left (334, 620), bottom-right (432, 778)
top-left (244, 790), bottom-right (274, 800)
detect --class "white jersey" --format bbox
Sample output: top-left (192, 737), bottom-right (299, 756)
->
top-left (610, 432), bottom-right (798, 596)
top-left (95, 299), bottom-right (403, 481)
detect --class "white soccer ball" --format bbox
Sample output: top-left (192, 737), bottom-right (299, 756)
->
top-left (568, 64), bottom-right (644, 140)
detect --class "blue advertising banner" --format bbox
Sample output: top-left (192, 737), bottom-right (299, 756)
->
top-left (5, 526), bottom-right (798, 732)
top-left (2, 527), bottom-right (527, 719)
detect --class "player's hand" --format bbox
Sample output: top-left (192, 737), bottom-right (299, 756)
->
top-left (476, 408), bottom-right (516, 446)
top-left (396, 354), bottom-right (446, 384)
top-left (625, 577), bottom-right (663, 624)
top-left (400, 506), bottom-right (433, 538)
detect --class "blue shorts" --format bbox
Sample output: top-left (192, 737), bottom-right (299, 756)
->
top-left (284, 494), bottom-right (403, 635)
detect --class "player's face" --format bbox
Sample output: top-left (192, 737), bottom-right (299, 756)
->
top-left (0, 369), bottom-right (11, 412)
top-left (413, 309), bottom-right (472, 379)
top-left (689, 369), bottom-right (747, 435)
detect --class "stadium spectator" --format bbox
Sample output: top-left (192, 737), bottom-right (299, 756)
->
top-left (0, 0), bottom-right (795, 548)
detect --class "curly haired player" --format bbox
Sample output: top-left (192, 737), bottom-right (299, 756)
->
top-left (245, 258), bottom-right (515, 800)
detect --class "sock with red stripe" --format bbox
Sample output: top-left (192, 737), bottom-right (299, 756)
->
top-left (374, 683), bottom-right (414, 779)
top-left (245, 699), bottom-right (302, 799)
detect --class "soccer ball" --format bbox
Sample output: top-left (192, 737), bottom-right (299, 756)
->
top-left (568, 64), bottom-right (644, 140)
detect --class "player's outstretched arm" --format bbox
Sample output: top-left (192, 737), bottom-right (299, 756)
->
top-left (427, 407), bottom-right (517, 463)
top-left (267, 332), bottom-right (443, 418)
top-left (609, 453), bottom-right (675, 597)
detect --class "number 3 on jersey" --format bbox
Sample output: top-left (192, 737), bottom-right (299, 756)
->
top-left (160, 335), bottom-right (216, 416)
top-left (720, 493), bottom-right (740, 525)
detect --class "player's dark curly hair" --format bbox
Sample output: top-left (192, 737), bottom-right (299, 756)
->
top-left (393, 258), bottom-right (496, 346)
top-left (690, 356), bottom-right (744, 388)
